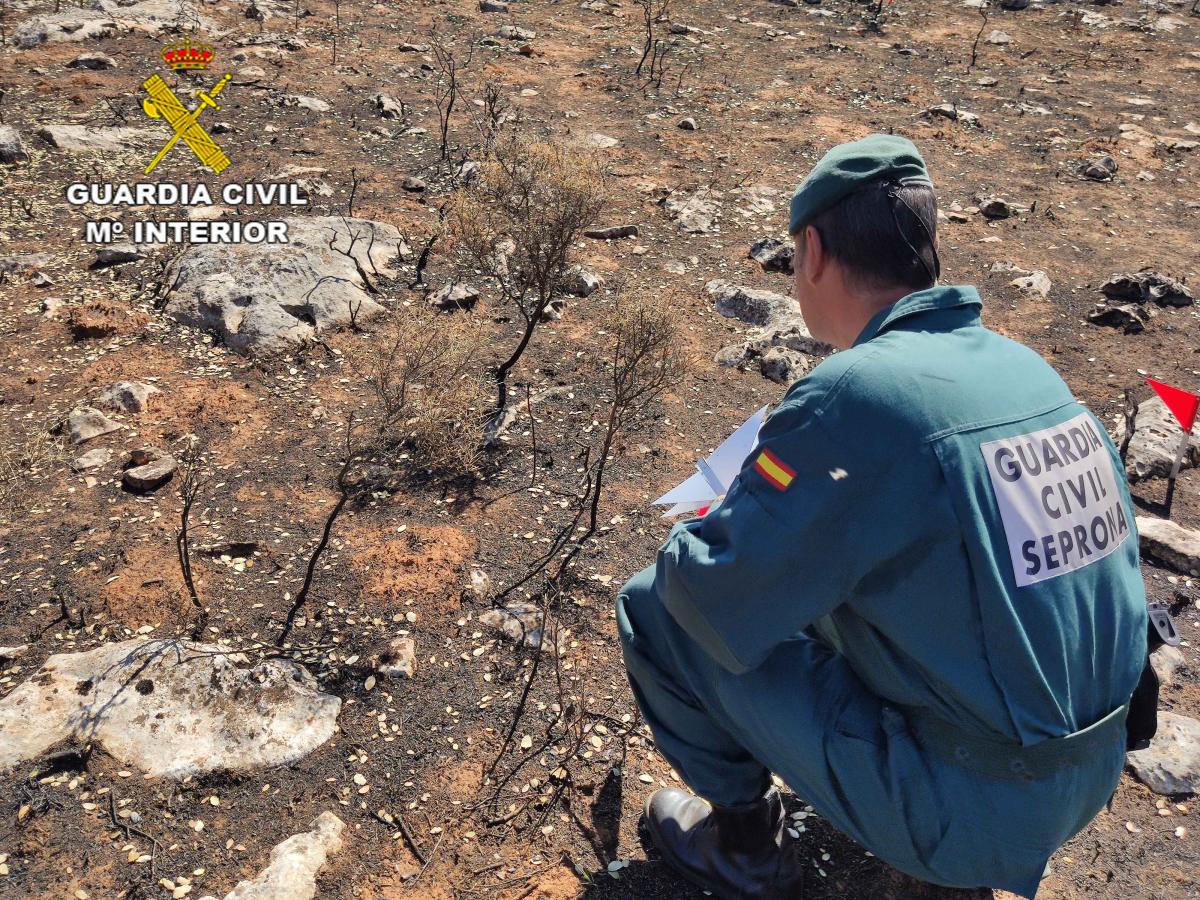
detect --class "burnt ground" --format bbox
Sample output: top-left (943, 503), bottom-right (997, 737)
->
top-left (0, 0), bottom-right (1198, 898)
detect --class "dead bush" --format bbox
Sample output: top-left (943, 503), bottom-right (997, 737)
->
top-left (498, 290), bottom-right (685, 595)
top-left (444, 135), bottom-right (607, 417)
top-left (353, 305), bottom-right (489, 474)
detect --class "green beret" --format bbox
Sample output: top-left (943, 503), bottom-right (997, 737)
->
top-left (788, 134), bottom-right (932, 235)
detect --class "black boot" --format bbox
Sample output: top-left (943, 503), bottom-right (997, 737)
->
top-left (643, 785), bottom-right (803, 899)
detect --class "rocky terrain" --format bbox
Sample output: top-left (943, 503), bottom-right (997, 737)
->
top-left (0, 0), bottom-right (1199, 898)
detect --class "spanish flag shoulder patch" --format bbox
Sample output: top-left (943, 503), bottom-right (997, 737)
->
top-left (754, 447), bottom-right (795, 491)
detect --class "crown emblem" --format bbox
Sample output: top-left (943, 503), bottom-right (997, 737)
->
top-left (160, 37), bottom-right (215, 71)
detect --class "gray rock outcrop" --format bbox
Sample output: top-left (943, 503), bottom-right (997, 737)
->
top-left (163, 217), bottom-right (407, 355)
top-left (1116, 396), bottom-right (1199, 481)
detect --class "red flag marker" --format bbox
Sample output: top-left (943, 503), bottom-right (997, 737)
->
top-left (1147, 378), bottom-right (1200, 433)
top-left (1146, 378), bottom-right (1198, 483)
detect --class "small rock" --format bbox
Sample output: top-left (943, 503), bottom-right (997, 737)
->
top-left (41, 297), bottom-right (65, 318)
top-left (402, 176), bottom-right (426, 193)
top-left (37, 125), bottom-right (151, 153)
top-left (999, 0), bottom-right (1029, 8)
top-left (986, 29), bottom-right (1011, 44)
top-left (374, 93), bottom-right (404, 120)
top-left (480, 602), bottom-right (557, 650)
top-left (1100, 272), bottom-right (1193, 308)
top-left (584, 224), bottom-right (638, 240)
top-left (706, 280), bottom-right (794, 327)
top-left (759, 347), bottom-right (811, 385)
top-left (0, 126), bottom-right (29, 164)
top-left (67, 407), bottom-right (121, 444)
top-left (480, 0), bottom-right (508, 10)
top-left (208, 812), bottom-right (344, 899)
top-left (1151, 645), bottom-right (1186, 687)
top-left (377, 637), bottom-right (416, 679)
top-left (586, 133), bottom-right (619, 149)
top-left (96, 380), bottom-right (160, 414)
top-left (496, 24), bottom-right (535, 40)
top-left (1137, 517), bottom-right (1200, 576)
top-left (678, 117), bottom-right (698, 131)
top-left (72, 447), bottom-right (114, 472)
top-left (285, 95), bottom-right (331, 113)
top-left (925, 104), bottom-right (981, 127)
top-left (1127, 712), bottom-right (1200, 795)
top-left (748, 237), bottom-right (794, 275)
top-left (90, 243), bottom-right (143, 269)
top-left (1011, 271), bottom-right (1051, 298)
top-left (661, 189), bottom-right (721, 234)
top-left (0, 639), bottom-right (341, 777)
top-left (1081, 155), bottom-right (1118, 182)
top-left (1087, 302), bottom-right (1151, 334)
top-left (559, 266), bottom-right (601, 297)
top-left (978, 197), bottom-right (1017, 219)
top-left (234, 66), bottom-right (267, 84)
top-left (457, 160), bottom-right (482, 184)
top-left (0, 645), bottom-right (27, 661)
top-left (427, 282), bottom-right (479, 310)
top-left (123, 454), bottom-right (178, 492)
top-left (66, 52), bottom-right (116, 70)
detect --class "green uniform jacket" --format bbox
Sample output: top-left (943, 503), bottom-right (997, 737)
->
top-left (656, 284), bottom-right (1147, 743)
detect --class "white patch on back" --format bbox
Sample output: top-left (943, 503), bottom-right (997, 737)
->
top-left (980, 411), bottom-right (1131, 587)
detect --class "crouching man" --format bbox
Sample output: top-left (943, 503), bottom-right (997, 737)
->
top-left (617, 135), bottom-right (1147, 899)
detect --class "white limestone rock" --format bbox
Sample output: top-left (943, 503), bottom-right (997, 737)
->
top-left (1136, 516), bottom-right (1200, 576)
top-left (200, 812), bottom-right (345, 900)
top-left (1127, 712), bottom-right (1200, 795)
top-left (1116, 397), bottom-right (1199, 482)
top-left (0, 639), bottom-right (341, 778)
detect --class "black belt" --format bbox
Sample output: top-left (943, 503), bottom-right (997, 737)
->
top-left (905, 703), bottom-right (1129, 782)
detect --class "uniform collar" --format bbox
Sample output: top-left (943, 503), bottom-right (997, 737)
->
top-left (851, 284), bottom-right (982, 348)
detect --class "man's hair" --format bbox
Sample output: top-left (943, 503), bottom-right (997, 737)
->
top-left (806, 181), bottom-right (939, 293)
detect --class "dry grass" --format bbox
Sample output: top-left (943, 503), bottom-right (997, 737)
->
top-left (0, 425), bottom-right (66, 510)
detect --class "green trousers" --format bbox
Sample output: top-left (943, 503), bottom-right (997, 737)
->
top-left (617, 565), bottom-right (1125, 898)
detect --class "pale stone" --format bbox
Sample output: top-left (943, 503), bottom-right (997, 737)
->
top-left (1151, 645), bottom-right (1185, 687)
top-left (67, 407), bottom-right (121, 444)
top-left (1137, 517), bottom-right (1200, 576)
top-left (202, 812), bottom-right (345, 900)
top-left (1116, 397), bottom-right (1200, 482)
top-left (706, 280), bottom-right (795, 327)
top-left (1127, 712), bottom-right (1200, 795)
top-left (96, 381), bottom-right (160, 414)
top-left (36, 125), bottom-right (153, 153)
top-left (163, 217), bottom-right (406, 356)
top-left (377, 637), bottom-right (416, 679)
top-left (0, 640), bottom-right (341, 778)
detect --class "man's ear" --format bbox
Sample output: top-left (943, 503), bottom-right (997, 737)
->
top-left (801, 224), bottom-right (827, 283)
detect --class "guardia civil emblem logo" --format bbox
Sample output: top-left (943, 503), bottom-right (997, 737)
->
top-left (141, 37), bottom-right (232, 175)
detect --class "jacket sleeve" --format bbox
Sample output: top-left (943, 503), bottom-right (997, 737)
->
top-left (654, 385), bottom-right (894, 674)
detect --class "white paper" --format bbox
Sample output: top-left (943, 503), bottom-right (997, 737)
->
top-left (653, 406), bottom-right (769, 517)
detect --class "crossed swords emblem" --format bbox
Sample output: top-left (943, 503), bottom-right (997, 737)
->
top-left (141, 72), bottom-right (232, 174)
